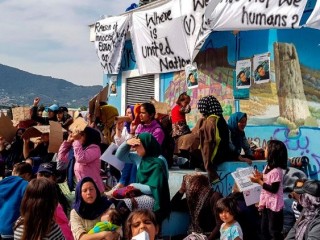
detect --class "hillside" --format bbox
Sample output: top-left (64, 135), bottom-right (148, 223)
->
top-left (0, 64), bottom-right (103, 108)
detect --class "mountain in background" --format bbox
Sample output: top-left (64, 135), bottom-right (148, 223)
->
top-left (0, 64), bottom-right (103, 108)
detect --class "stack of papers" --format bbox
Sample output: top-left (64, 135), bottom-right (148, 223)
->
top-left (231, 167), bottom-right (262, 206)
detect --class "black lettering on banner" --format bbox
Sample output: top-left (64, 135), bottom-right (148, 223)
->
top-left (247, 0), bottom-right (270, 9)
top-left (159, 56), bottom-right (191, 72)
top-left (291, 14), bottom-right (299, 28)
top-left (100, 62), bottom-right (114, 73)
top-left (113, 22), bottom-right (118, 31)
top-left (198, 14), bottom-right (210, 38)
top-left (95, 22), bottom-right (112, 32)
top-left (184, 15), bottom-right (196, 36)
top-left (150, 28), bottom-right (158, 39)
top-left (141, 37), bottom-right (174, 58)
top-left (193, 0), bottom-right (210, 11)
top-left (145, 10), bottom-right (172, 28)
top-left (99, 42), bottom-right (112, 51)
top-left (96, 21), bottom-right (128, 73)
top-left (278, 0), bottom-right (302, 7)
top-left (101, 54), bottom-right (110, 62)
top-left (96, 33), bottom-right (115, 42)
top-left (241, 6), bottom-right (288, 27)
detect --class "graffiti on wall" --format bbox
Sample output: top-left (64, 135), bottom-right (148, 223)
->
top-left (164, 47), bottom-right (235, 127)
top-left (246, 125), bottom-right (320, 179)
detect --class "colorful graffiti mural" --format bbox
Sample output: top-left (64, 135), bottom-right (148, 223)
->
top-left (246, 125), bottom-right (320, 180)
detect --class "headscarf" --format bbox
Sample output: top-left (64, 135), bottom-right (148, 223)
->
top-left (73, 177), bottom-right (112, 220)
top-left (184, 174), bottom-right (212, 233)
top-left (82, 127), bottom-right (101, 149)
top-left (197, 95), bottom-right (223, 118)
top-left (125, 105), bottom-right (135, 133)
top-left (228, 112), bottom-right (247, 152)
top-left (136, 133), bottom-right (170, 217)
top-left (295, 193), bottom-right (320, 240)
top-left (132, 103), bottom-right (142, 126)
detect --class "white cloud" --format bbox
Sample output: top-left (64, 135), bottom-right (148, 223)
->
top-left (0, 0), bottom-right (135, 86)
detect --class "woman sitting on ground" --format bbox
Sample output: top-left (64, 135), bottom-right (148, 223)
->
top-left (107, 102), bottom-right (165, 195)
top-left (115, 132), bottom-right (170, 223)
top-left (171, 174), bottom-right (223, 240)
top-left (228, 112), bottom-right (254, 165)
top-left (70, 177), bottom-right (118, 240)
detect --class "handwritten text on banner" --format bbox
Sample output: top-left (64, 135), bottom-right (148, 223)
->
top-left (205, 0), bottom-right (308, 31)
top-left (131, 1), bottom-right (191, 74)
top-left (94, 15), bottom-right (130, 74)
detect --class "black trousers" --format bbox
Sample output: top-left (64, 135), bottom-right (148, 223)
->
top-left (261, 208), bottom-right (284, 240)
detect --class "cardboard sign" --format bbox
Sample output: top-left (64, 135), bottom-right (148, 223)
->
top-left (150, 98), bottom-right (170, 115)
top-left (95, 85), bottom-right (109, 118)
top-left (0, 113), bottom-right (17, 142)
top-left (89, 94), bottom-right (98, 115)
top-left (48, 121), bottom-right (64, 153)
top-left (68, 117), bottom-right (88, 134)
top-left (12, 106), bottom-right (31, 122)
top-left (88, 85), bottom-right (109, 122)
top-left (98, 85), bottom-right (109, 103)
top-left (100, 143), bottom-right (124, 171)
top-left (22, 125), bottom-right (50, 139)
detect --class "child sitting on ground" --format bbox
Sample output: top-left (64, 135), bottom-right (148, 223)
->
top-left (88, 208), bottom-right (123, 239)
top-left (216, 197), bottom-right (243, 240)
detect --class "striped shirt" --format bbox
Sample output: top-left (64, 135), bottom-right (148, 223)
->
top-left (14, 220), bottom-right (65, 240)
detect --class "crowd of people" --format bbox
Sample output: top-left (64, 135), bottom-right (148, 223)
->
top-left (0, 94), bottom-right (319, 240)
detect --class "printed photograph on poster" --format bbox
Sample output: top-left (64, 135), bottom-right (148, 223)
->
top-left (236, 59), bottom-right (251, 89)
top-left (185, 63), bottom-right (198, 89)
top-left (109, 75), bottom-right (117, 96)
top-left (253, 53), bottom-right (270, 84)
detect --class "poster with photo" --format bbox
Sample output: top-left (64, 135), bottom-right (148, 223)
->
top-left (253, 53), bottom-right (270, 84)
top-left (109, 75), bottom-right (117, 96)
top-left (236, 59), bottom-right (251, 89)
top-left (185, 63), bottom-right (198, 89)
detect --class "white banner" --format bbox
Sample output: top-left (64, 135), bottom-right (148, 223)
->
top-left (131, 1), bottom-right (191, 74)
top-left (205, 0), bottom-right (308, 31)
top-left (171, 0), bottom-right (213, 60)
top-left (94, 15), bottom-right (130, 74)
top-left (305, 0), bottom-right (320, 30)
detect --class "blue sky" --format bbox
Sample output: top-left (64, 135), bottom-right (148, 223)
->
top-left (0, 0), bottom-right (135, 86)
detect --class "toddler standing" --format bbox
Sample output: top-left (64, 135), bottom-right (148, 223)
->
top-left (250, 140), bottom-right (288, 240)
top-left (171, 92), bottom-right (191, 139)
top-left (216, 197), bottom-right (243, 240)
